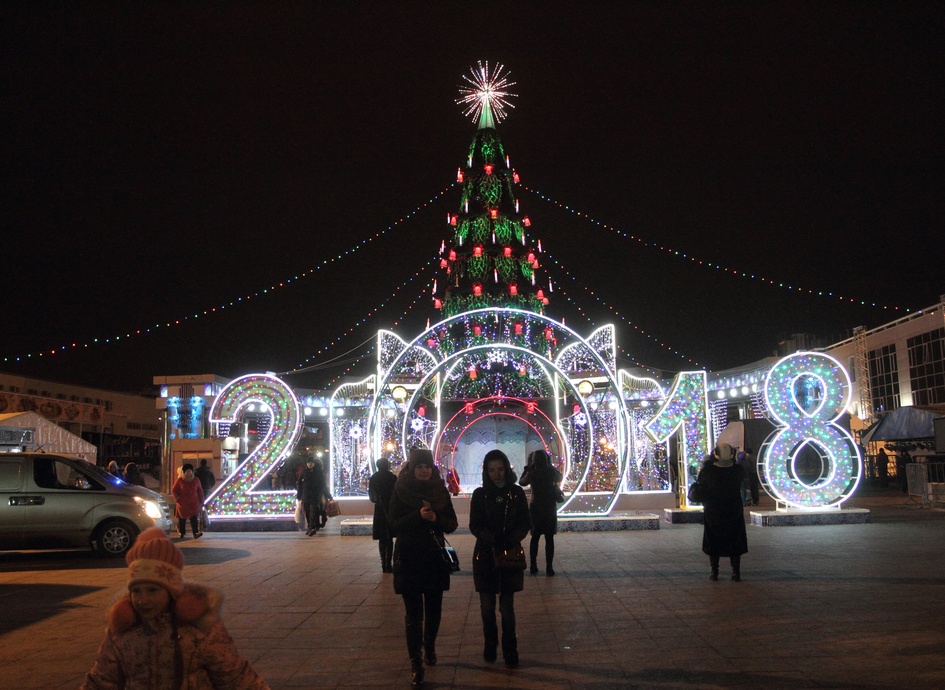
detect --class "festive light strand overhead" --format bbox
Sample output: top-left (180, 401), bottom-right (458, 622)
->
top-left (545, 252), bottom-right (702, 372)
top-left (1, 187), bottom-right (454, 366)
top-left (524, 185), bottom-right (909, 313)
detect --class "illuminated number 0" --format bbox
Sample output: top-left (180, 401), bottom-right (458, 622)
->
top-left (207, 374), bottom-right (303, 516)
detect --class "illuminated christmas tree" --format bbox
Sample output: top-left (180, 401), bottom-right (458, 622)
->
top-left (432, 62), bottom-right (550, 318)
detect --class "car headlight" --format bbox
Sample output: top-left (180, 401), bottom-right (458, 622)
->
top-left (135, 496), bottom-right (164, 520)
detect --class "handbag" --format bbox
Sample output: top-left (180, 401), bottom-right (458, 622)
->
top-left (493, 542), bottom-right (527, 570)
top-left (553, 485), bottom-right (566, 503)
top-left (687, 481), bottom-right (705, 504)
top-left (293, 499), bottom-right (305, 524)
top-left (432, 529), bottom-right (460, 573)
top-left (325, 499), bottom-right (342, 517)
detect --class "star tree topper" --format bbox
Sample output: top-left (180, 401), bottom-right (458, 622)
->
top-left (457, 60), bottom-right (517, 129)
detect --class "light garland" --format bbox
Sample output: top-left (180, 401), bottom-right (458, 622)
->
top-left (525, 185), bottom-right (909, 313)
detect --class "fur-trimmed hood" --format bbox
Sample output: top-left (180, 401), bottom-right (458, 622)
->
top-left (108, 582), bottom-right (223, 636)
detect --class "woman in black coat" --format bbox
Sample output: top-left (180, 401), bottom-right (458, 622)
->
top-left (470, 449), bottom-right (530, 669)
top-left (388, 449), bottom-right (458, 688)
top-left (519, 449), bottom-right (562, 576)
top-left (368, 458), bottom-right (397, 573)
top-left (696, 442), bottom-right (748, 581)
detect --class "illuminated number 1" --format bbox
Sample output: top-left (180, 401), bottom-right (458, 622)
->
top-left (644, 371), bottom-right (710, 507)
top-left (207, 374), bottom-right (303, 516)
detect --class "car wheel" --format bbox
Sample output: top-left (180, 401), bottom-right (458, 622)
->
top-left (95, 520), bottom-right (138, 557)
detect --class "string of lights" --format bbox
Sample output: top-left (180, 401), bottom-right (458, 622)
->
top-left (545, 252), bottom-right (702, 373)
top-left (287, 259), bottom-right (436, 373)
top-left (523, 185), bottom-right (909, 313)
top-left (1, 187), bottom-right (454, 366)
top-left (320, 285), bottom-right (432, 389)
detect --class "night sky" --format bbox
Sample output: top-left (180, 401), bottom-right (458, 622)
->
top-left (3, 3), bottom-right (943, 393)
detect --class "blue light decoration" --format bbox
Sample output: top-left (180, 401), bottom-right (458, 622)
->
top-left (206, 374), bottom-right (302, 517)
top-left (759, 352), bottom-right (862, 508)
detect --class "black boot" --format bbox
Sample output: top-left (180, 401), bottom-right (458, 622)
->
top-left (731, 555), bottom-right (741, 582)
top-left (529, 537), bottom-right (539, 574)
top-left (709, 555), bottom-right (720, 581)
top-left (405, 616), bottom-right (424, 687)
top-left (423, 616), bottom-right (439, 666)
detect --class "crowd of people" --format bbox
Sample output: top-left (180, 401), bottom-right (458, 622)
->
top-left (84, 443), bottom-right (757, 688)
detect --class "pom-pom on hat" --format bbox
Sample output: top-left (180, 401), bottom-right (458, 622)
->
top-left (126, 527), bottom-right (185, 596)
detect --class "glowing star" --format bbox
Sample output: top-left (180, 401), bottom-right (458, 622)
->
top-left (457, 61), bottom-right (517, 129)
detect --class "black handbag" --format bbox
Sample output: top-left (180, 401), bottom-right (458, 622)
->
top-left (687, 481), bottom-right (705, 504)
top-left (553, 485), bottom-right (566, 503)
top-left (432, 530), bottom-right (460, 573)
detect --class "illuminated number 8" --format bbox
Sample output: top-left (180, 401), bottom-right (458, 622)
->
top-left (761, 353), bottom-right (861, 508)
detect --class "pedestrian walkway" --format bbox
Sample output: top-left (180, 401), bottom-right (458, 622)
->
top-left (2, 488), bottom-right (944, 689)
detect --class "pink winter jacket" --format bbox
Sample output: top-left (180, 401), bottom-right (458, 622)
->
top-left (81, 583), bottom-right (268, 690)
top-left (171, 476), bottom-right (205, 520)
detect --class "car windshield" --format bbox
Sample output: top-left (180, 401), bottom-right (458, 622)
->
top-left (83, 462), bottom-right (125, 486)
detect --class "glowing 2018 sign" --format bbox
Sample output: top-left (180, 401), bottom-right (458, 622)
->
top-left (207, 374), bottom-right (302, 517)
top-left (645, 353), bottom-right (861, 510)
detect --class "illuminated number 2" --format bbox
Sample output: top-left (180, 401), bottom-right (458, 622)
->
top-left (207, 374), bottom-right (303, 516)
top-left (644, 371), bottom-right (710, 507)
top-left (761, 353), bottom-right (861, 508)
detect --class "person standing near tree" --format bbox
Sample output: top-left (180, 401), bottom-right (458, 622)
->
top-left (470, 449), bottom-right (530, 669)
top-left (388, 448), bottom-right (458, 688)
top-left (369, 458), bottom-right (397, 573)
top-left (519, 449), bottom-right (562, 576)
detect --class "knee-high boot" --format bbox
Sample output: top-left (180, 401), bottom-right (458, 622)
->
top-left (731, 555), bottom-right (741, 582)
top-left (529, 534), bottom-right (539, 574)
top-left (405, 615), bottom-right (424, 687)
top-left (423, 615), bottom-right (439, 666)
top-left (709, 555), bottom-right (720, 581)
top-left (545, 534), bottom-right (555, 576)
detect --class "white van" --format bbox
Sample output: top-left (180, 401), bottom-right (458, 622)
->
top-left (0, 452), bottom-right (173, 556)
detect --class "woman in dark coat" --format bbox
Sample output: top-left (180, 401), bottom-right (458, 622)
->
top-left (368, 458), bottom-right (397, 573)
top-left (519, 449), bottom-right (562, 576)
top-left (296, 458), bottom-right (328, 536)
top-left (697, 442), bottom-right (748, 581)
top-left (388, 449), bottom-right (458, 688)
top-left (470, 449), bottom-right (530, 669)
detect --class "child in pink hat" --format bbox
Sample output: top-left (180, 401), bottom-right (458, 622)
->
top-left (81, 527), bottom-right (269, 689)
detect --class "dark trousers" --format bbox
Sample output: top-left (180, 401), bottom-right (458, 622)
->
top-left (529, 532), bottom-right (555, 568)
top-left (177, 516), bottom-right (198, 536)
top-left (402, 591), bottom-right (443, 662)
top-left (304, 500), bottom-right (321, 531)
top-left (479, 591), bottom-right (516, 656)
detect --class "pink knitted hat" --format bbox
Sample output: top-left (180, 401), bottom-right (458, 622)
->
top-left (126, 527), bottom-right (185, 596)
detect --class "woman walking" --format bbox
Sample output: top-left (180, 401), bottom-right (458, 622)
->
top-left (696, 442), bottom-right (748, 581)
top-left (368, 458), bottom-right (397, 572)
top-left (171, 463), bottom-right (205, 540)
top-left (470, 449), bottom-right (530, 668)
top-left (388, 449), bottom-right (458, 688)
top-left (519, 449), bottom-right (562, 576)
